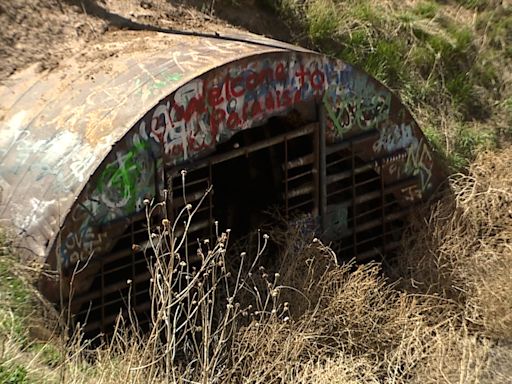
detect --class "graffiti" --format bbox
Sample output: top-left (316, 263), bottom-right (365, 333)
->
top-left (387, 153), bottom-right (406, 178)
top-left (4, 129), bottom-right (96, 195)
top-left (379, 150), bottom-right (407, 177)
top-left (69, 152), bottom-right (97, 184)
top-left (141, 58), bottom-right (337, 164)
top-left (404, 139), bottom-right (434, 192)
top-left (59, 132), bottom-right (156, 266)
top-left (382, 137), bottom-right (433, 192)
top-left (51, 53), bottom-right (437, 268)
top-left (323, 71), bottom-right (392, 139)
top-left (13, 197), bottom-right (56, 232)
top-left (96, 141), bottom-right (148, 209)
top-left (92, 133), bottom-right (155, 220)
top-left (0, 111), bottom-right (28, 158)
top-left (172, 42), bottom-right (248, 72)
top-left (401, 185), bottom-right (422, 202)
top-left (372, 123), bottom-right (417, 153)
top-left (60, 204), bottom-right (107, 268)
top-left (324, 204), bottom-right (348, 240)
top-left (135, 71), bottom-right (183, 97)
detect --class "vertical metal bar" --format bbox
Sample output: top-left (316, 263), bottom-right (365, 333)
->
top-left (312, 124), bottom-right (320, 218)
top-left (168, 171), bottom-right (175, 225)
top-left (157, 155), bottom-right (169, 223)
top-left (350, 143), bottom-right (357, 257)
top-left (379, 160), bottom-right (386, 259)
top-left (130, 220), bottom-right (136, 309)
top-left (208, 160), bottom-right (213, 239)
top-left (284, 136), bottom-right (289, 218)
top-left (319, 107), bottom-right (327, 231)
top-left (56, 233), bottom-right (65, 333)
top-left (100, 259), bottom-right (105, 333)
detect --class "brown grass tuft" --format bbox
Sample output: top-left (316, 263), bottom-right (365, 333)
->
top-left (400, 149), bottom-right (512, 340)
top-left (2, 149), bottom-right (512, 382)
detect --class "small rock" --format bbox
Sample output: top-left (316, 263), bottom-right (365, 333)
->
top-left (140, 1), bottom-right (152, 9)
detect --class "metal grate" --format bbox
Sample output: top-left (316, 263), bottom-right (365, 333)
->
top-left (324, 131), bottom-right (415, 262)
top-left (282, 123), bottom-right (320, 218)
top-left (71, 119), bottom-right (412, 336)
top-left (73, 211), bottom-right (156, 336)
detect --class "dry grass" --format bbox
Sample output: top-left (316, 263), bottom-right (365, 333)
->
top-left (2, 148), bottom-right (512, 383)
top-left (399, 149), bottom-right (512, 341)
top-left (0, 1), bottom-right (510, 383)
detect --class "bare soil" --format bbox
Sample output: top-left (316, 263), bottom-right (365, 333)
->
top-left (0, 0), bottom-right (292, 82)
top-left (0, 0), bottom-right (104, 80)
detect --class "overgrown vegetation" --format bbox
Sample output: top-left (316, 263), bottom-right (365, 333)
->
top-left (1, 149), bottom-right (512, 382)
top-left (253, 0), bottom-right (511, 170)
top-left (1, 0), bottom-right (511, 383)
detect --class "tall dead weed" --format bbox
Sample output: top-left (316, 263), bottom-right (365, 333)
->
top-left (2, 150), bottom-right (512, 383)
top-left (400, 150), bottom-right (512, 340)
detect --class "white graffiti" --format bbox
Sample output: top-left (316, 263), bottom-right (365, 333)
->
top-left (69, 151), bottom-right (97, 184)
top-left (401, 185), bottom-right (423, 202)
top-left (404, 139), bottom-right (434, 192)
top-left (13, 197), bottom-right (56, 231)
top-left (373, 123), bottom-right (417, 153)
top-left (63, 220), bottom-right (107, 265)
top-left (0, 111), bottom-right (28, 156)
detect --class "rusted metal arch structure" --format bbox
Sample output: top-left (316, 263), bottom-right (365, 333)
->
top-left (0, 30), bottom-right (443, 335)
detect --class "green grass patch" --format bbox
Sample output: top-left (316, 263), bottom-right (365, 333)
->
top-left (356, 39), bottom-right (409, 87)
top-left (424, 121), bottom-right (499, 171)
top-left (346, 1), bottom-right (382, 25)
top-left (446, 73), bottom-right (474, 111)
top-left (0, 233), bottom-right (58, 352)
top-left (451, 124), bottom-right (498, 169)
top-left (28, 344), bottom-right (62, 369)
top-left (413, 1), bottom-right (439, 18)
top-left (477, 8), bottom-right (512, 56)
top-left (0, 246), bottom-right (33, 344)
top-left (304, 0), bottom-right (338, 42)
top-left (0, 364), bottom-right (29, 384)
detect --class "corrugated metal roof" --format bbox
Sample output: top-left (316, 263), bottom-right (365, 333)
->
top-left (0, 27), bottom-right (445, 292)
top-left (0, 30), bottom-right (306, 262)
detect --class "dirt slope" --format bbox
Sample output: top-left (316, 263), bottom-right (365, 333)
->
top-left (0, 0), bottom-right (267, 82)
top-left (0, 0), bottom-right (103, 80)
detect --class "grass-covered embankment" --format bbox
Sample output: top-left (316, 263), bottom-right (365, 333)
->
top-left (0, 0), bottom-right (511, 383)
top-left (259, 0), bottom-right (511, 169)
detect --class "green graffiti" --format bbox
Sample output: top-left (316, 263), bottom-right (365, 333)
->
top-left (135, 72), bottom-right (183, 96)
top-left (95, 139), bottom-right (154, 213)
top-left (323, 75), bottom-right (392, 138)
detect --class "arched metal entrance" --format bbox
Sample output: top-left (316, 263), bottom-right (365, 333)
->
top-left (0, 30), bottom-right (444, 336)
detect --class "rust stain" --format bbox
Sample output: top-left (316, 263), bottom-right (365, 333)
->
top-left (0, 30), bottom-right (445, 308)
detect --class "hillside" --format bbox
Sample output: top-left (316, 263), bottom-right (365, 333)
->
top-left (0, 0), bottom-right (511, 383)
top-left (1, 0), bottom-right (511, 168)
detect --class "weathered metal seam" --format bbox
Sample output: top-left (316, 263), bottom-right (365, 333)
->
top-left (43, 46), bottom-right (293, 262)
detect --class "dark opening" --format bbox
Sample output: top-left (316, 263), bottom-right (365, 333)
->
top-left (71, 109), bottom-right (409, 339)
top-left (212, 115), bottom-right (313, 240)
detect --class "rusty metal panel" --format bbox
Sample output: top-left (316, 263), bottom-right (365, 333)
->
top-left (0, 29), bottom-right (445, 309)
top-left (0, 31), bottom-right (289, 265)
